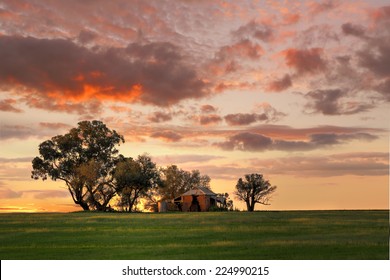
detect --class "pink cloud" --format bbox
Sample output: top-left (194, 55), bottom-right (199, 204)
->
top-left (215, 131), bottom-right (378, 152)
top-left (267, 74), bottom-right (292, 92)
top-left (0, 99), bottom-right (23, 113)
top-left (282, 13), bottom-right (300, 25)
top-left (283, 48), bottom-right (326, 75)
top-left (148, 111), bottom-right (173, 123)
top-left (199, 114), bottom-right (223, 126)
top-left (309, 0), bottom-right (338, 16)
top-left (39, 122), bottom-right (72, 130)
top-left (150, 130), bottom-right (183, 142)
top-left (201, 104), bottom-right (218, 114)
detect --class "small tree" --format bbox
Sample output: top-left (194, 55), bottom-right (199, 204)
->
top-left (234, 173), bottom-right (277, 212)
top-left (114, 155), bottom-right (161, 212)
top-left (158, 165), bottom-right (211, 200)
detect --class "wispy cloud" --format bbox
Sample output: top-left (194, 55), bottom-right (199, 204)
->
top-left (250, 152), bottom-right (389, 177)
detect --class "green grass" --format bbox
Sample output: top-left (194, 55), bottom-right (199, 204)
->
top-left (0, 210), bottom-right (388, 259)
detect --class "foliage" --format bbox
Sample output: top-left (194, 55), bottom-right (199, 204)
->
top-left (159, 165), bottom-right (211, 200)
top-left (113, 155), bottom-right (161, 212)
top-left (223, 193), bottom-right (234, 211)
top-left (209, 193), bottom-right (234, 211)
top-left (31, 120), bottom-right (124, 211)
top-left (234, 173), bottom-right (277, 212)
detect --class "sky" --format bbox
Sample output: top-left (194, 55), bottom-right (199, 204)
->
top-left (0, 0), bottom-right (389, 212)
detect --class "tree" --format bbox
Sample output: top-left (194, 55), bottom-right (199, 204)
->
top-left (159, 165), bottom-right (211, 200)
top-left (31, 120), bottom-right (124, 211)
top-left (186, 169), bottom-right (211, 190)
top-left (113, 155), bottom-right (161, 212)
top-left (234, 173), bottom-right (277, 212)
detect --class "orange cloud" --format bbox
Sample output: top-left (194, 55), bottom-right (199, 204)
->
top-left (282, 13), bottom-right (300, 25)
top-left (0, 36), bottom-right (210, 110)
top-left (368, 5), bottom-right (390, 22)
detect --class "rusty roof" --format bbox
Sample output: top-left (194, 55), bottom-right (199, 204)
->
top-left (180, 186), bottom-right (216, 196)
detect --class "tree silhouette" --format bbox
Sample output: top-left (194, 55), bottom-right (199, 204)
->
top-left (234, 173), bottom-right (277, 211)
top-left (31, 120), bottom-right (124, 211)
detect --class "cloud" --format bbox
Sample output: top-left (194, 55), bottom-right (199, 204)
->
top-left (233, 20), bottom-right (273, 42)
top-left (39, 122), bottom-right (72, 130)
top-left (341, 22), bottom-right (366, 38)
top-left (0, 124), bottom-right (35, 140)
top-left (199, 114), bottom-right (223, 126)
top-left (194, 152), bottom-right (388, 180)
top-left (338, 6), bottom-right (390, 103)
top-left (357, 37), bottom-right (390, 78)
top-left (0, 157), bottom-right (32, 163)
top-left (215, 132), bottom-right (272, 151)
top-left (282, 13), bottom-right (300, 25)
top-left (215, 131), bottom-right (378, 152)
top-left (150, 130), bottom-right (183, 142)
top-left (224, 103), bottom-right (286, 126)
top-left (283, 48), bottom-right (327, 75)
top-left (248, 124), bottom-right (383, 140)
top-left (297, 25), bottom-right (339, 49)
top-left (309, 0), bottom-right (338, 16)
top-left (224, 113), bottom-right (267, 126)
top-left (154, 154), bottom-right (224, 165)
top-left (77, 30), bottom-right (98, 44)
top-left (304, 89), bottom-right (375, 115)
top-left (26, 190), bottom-right (69, 199)
top-left (369, 5), bottom-right (390, 22)
top-left (250, 152), bottom-right (389, 177)
top-left (208, 39), bottom-right (264, 78)
top-left (0, 188), bottom-right (23, 199)
top-left (201, 104), bottom-right (218, 113)
top-left (0, 122), bottom-right (74, 140)
top-left (375, 78), bottom-right (390, 101)
top-left (0, 188), bottom-right (69, 200)
top-left (0, 36), bottom-right (210, 109)
top-left (214, 81), bottom-right (254, 93)
top-left (267, 74), bottom-right (292, 92)
top-left (197, 164), bottom-right (252, 180)
top-left (0, 99), bottom-right (23, 113)
top-left (148, 111), bottom-right (172, 123)
top-left (22, 95), bottom-right (103, 115)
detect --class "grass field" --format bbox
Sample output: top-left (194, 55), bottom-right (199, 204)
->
top-left (0, 210), bottom-right (388, 260)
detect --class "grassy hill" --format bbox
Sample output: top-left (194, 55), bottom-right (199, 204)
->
top-left (0, 210), bottom-right (388, 259)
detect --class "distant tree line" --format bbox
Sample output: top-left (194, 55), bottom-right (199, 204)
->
top-left (32, 120), bottom-right (276, 212)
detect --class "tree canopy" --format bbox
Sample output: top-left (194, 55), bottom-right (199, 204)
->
top-left (159, 165), bottom-right (211, 200)
top-left (31, 120), bottom-right (124, 211)
top-left (113, 155), bottom-right (161, 212)
top-left (234, 173), bottom-right (277, 212)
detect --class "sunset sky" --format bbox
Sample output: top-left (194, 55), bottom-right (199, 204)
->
top-left (0, 0), bottom-right (389, 212)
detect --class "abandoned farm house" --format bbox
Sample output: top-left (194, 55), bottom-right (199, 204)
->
top-left (159, 186), bottom-right (226, 212)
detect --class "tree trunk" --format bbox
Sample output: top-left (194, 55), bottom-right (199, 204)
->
top-left (77, 201), bottom-right (90, 211)
top-left (246, 200), bottom-right (253, 212)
